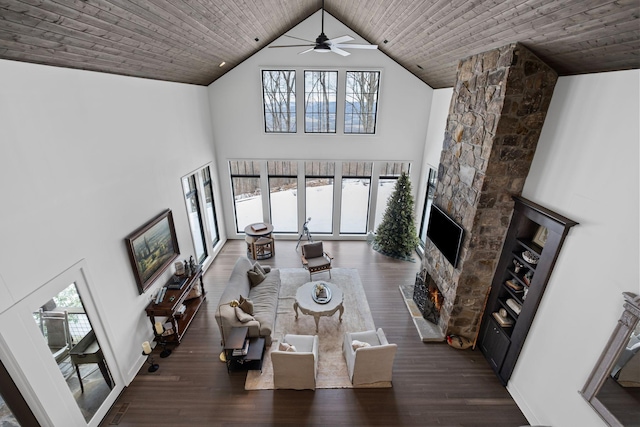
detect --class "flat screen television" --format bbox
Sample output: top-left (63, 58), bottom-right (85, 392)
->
top-left (426, 205), bottom-right (464, 268)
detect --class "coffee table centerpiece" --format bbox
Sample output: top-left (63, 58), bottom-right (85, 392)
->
top-left (312, 282), bottom-right (332, 303)
top-left (294, 281), bottom-right (344, 332)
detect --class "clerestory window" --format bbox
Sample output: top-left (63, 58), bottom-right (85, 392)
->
top-left (262, 70), bottom-right (296, 133)
top-left (304, 70), bottom-right (337, 133)
top-left (344, 71), bottom-right (380, 134)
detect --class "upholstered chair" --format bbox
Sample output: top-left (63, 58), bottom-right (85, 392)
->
top-left (343, 328), bottom-right (397, 387)
top-left (300, 241), bottom-right (333, 280)
top-left (271, 334), bottom-right (319, 390)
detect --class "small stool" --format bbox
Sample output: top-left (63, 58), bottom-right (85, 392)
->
top-left (254, 237), bottom-right (274, 259)
top-left (245, 235), bottom-right (256, 259)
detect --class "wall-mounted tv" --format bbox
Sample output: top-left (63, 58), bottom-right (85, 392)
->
top-left (426, 205), bottom-right (464, 268)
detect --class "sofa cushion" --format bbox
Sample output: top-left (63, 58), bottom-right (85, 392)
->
top-left (303, 242), bottom-right (323, 258)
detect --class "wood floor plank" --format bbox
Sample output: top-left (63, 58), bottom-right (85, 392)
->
top-left (99, 240), bottom-right (527, 426)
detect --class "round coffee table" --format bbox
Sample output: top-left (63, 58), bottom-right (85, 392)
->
top-left (293, 281), bottom-right (344, 332)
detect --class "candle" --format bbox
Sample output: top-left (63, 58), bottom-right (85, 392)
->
top-left (155, 322), bottom-right (163, 335)
top-left (142, 341), bottom-right (152, 354)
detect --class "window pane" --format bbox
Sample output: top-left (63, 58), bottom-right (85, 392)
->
top-left (269, 177), bottom-right (297, 232)
top-left (374, 162), bottom-right (411, 230)
top-left (345, 71), bottom-right (380, 134)
top-left (306, 177), bottom-right (334, 233)
top-left (262, 70), bottom-right (296, 133)
top-left (201, 167), bottom-right (220, 248)
top-left (374, 178), bottom-right (396, 230)
top-left (230, 161), bottom-right (263, 233)
top-left (183, 175), bottom-right (207, 263)
top-left (340, 178), bottom-right (370, 233)
top-left (305, 71), bottom-right (337, 133)
top-left (268, 161), bottom-right (298, 233)
top-left (232, 177), bottom-right (263, 232)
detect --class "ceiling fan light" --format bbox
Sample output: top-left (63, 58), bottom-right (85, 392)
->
top-left (314, 45), bottom-right (331, 52)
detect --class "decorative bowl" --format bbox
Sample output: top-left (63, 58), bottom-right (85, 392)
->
top-left (522, 250), bottom-right (539, 265)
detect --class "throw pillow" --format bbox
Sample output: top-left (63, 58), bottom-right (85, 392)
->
top-left (253, 262), bottom-right (266, 275)
top-left (247, 267), bottom-right (265, 287)
top-left (234, 306), bottom-right (255, 323)
top-left (352, 340), bottom-right (371, 351)
top-left (279, 342), bottom-right (291, 351)
top-left (238, 295), bottom-right (254, 315)
top-left (278, 342), bottom-right (297, 352)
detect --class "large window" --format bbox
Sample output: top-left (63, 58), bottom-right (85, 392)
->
top-left (201, 166), bottom-right (220, 250)
top-left (305, 162), bottom-right (335, 234)
top-left (262, 70), bottom-right (296, 133)
top-left (182, 174), bottom-right (208, 263)
top-left (268, 161), bottom-right (298, 233)
top-left (340, 162), bottom-right (372, 234)
top-left (304, 70), bottom-right (337, 133)
top-left (230, 161), bottom-right (263, 232)
top-left (344, 71), bottom-right (380, 134)
top-left (419, 167), bottom-right (438, 247)
top-left (374, 162), bottom-right (411, 230)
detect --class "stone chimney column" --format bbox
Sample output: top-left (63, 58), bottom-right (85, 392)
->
top-left (423, 43), bottom-right (558, 338)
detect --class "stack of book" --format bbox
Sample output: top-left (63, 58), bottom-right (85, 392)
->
top-left (493, 311), bottom-right (514, 327)
top-left (232, 339), bottom-right (249, 356)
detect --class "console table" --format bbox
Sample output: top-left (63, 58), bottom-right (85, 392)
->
top-left (145, 266), bottom-right (206, 344)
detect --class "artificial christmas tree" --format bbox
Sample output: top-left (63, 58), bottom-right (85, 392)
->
top-left (373, 172), bottom-right (419, 260)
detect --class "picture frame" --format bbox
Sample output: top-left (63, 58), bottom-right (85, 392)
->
top-left (532, 225), bottom-right (548, 248)
top-left (126, 209), bottom-right (180, 294)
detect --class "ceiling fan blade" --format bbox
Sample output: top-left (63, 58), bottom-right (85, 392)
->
top-left (269, 44), bottom-right (315, 48)
top-left (283, 34), bottom-right (315, 43)
top-left (334, 44), bottom-right (379, 50)
top-left (330, 46), bottom-right (351, 56)
top-left (328, 35), bottom-right (354, 45)
top-left (299, 47), bottom-right (315, 55)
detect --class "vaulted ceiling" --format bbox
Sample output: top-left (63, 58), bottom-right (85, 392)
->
top-left (0, 0), bottom-right (638, 88)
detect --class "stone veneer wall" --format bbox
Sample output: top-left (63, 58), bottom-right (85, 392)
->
top-left (423, 43), bottom-right (558, 338)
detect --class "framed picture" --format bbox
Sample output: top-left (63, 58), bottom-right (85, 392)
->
top-left (126, 209), bottom-right (180, 294)
top-left (532, 225), bottom-right (548, 248)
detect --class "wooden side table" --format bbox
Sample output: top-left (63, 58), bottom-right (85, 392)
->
top-left (224, 327), bottom-right (265, 373)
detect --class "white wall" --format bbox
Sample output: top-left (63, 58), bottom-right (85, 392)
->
top-left (507, 70), bottom-right (640, 426)
top-left (208, 11), bottom-right (433, 237)
top-left (415, 88), bottom-right (453, 221)
top-left (0, 59), bottom-right (217, 423)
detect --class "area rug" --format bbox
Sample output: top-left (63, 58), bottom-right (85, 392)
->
top-left (245, 268), bottom-right (376, 390)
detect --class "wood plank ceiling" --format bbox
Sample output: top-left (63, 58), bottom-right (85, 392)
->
top-left (0, 0), bottom-right (638, 88)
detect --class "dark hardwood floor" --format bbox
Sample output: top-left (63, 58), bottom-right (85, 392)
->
top-left (100, 240), bottom-right (528, 426)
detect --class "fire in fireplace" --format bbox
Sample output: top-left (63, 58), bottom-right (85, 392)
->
top-left (413, 270), bottom-right (444, 325)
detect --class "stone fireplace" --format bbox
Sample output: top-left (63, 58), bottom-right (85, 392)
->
top-left (422, 43), bottom-right (558, 339)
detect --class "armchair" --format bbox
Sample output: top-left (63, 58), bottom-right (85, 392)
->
top-left (39, 309), bottom-right (73, 363)
top-left (271, 334), bottom-right (319, 390)
top-left (343, 328), bottom-right (397, 387)
top-left (301, 242), bottom-right (333, 280)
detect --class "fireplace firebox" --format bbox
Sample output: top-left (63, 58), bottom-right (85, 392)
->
top-left (413, 270), bottom-right (444, 325)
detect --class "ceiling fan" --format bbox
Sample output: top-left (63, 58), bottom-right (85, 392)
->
top-left (269, 0), bottom-right (378, 57)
